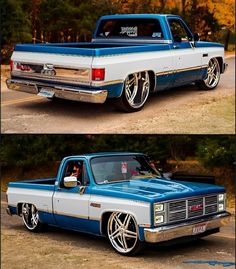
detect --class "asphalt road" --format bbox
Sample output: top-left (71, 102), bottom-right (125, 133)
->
top-left (1, 56), bottom-right (235, 134)
top-left (1, 193), bottom-right (235, 269)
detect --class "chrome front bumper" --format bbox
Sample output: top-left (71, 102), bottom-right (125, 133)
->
top-left (144, 212), bottom-right (231, 243)
top-left (6, 79), bottom-right (108, 104)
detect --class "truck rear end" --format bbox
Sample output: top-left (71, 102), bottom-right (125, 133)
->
top-left (7, 44), bottom-right (108, 104)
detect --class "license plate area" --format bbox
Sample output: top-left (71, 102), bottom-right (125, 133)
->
top-left (192, 223), bottom-right (207, 235)
top-left (38, 88), bottom-right (55, 98)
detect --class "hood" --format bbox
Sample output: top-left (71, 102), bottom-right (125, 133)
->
top-left (92, 177), bottom-right (225, 203)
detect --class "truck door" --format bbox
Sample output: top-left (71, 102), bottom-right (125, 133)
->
top-left (168, 17), bottom-right (203, 86)
top-left (53, 159), bottom-right (92, 232)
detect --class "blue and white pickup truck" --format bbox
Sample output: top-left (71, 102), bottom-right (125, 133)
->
top-left (7, 14), bottom-right (227, 112)
top-left (6, 152), bottom-right (231, 255)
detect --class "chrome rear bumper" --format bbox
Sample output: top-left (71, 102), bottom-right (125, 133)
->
top-left (6, 79), bottom-right (108, 104)
top-left (144, 212), bottom-right (231, 243)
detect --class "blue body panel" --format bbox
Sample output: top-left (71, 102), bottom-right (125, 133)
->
top-left (53, 214), bottom-right (100, 235)
top-left (15, 43), bottom-right (171, 57)
top-left (89, 178), bottom-right (225, 203)
top-left (8, 205), bottom-right (18, 215)
top-left (8, 180), bottom-right (56, 191)
top-left (14, 40), bottom-right (223, 57)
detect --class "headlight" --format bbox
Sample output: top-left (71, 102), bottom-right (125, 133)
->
top-left (155, 215), bottom-right (164, 224)
top-left (154, 203), bottom-right (166, 225)
top-left (155, 203), bottom-right (164, 212)
top-left (218, 203), bottom-right (225, 211)
top-left (218, 194), bottom-right (225, 202)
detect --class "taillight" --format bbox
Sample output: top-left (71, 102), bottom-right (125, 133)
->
top-left (16, 63), bottom-right (32, 72)
top-left (11, 62), bottom-right (32, 72)
top-left (92, 68), bottom-right (105, 81)
top-left (10, 60), bottom-right (14, 71)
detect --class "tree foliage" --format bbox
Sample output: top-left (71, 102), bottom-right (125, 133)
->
top-left (0, 135), bottom-right (234, 170)
top-left (196, 136), bottom-right (235, 168)
top-left (1, 0), bottom-right (234, 50)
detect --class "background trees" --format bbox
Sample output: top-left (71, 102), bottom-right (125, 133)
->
top-left (0, 135), bottom-right (234, 170)
top-left (1, 0), bottom-right (235, 62)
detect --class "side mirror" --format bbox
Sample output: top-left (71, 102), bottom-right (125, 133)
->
top-left (64, 176), bottom-right (77, 188)
top-left (193, 33), bottom-right (200, 41)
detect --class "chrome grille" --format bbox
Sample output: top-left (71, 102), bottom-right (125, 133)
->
top-left (169, 210), bottom-right (186, 222)
top-left (168, 194), bottom-right (219, 223)
top-left (169, 200), bottom-right (186, 211)
top-left (205, 195), bottom-right (218, 205)
top-left (205, 204), bottom-right (218, 214)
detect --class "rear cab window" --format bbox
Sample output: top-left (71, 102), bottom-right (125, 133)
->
top-left (96, 18), bottom-right (164, 39)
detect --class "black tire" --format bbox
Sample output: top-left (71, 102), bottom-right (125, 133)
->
top-left (107, 212), bottom-right (143, 256)
top-left (197, 58), bottom-right (221, 90)
top-left (21, 203), bottom-right (44, 232)
top-left (114, 71), bottom-right (150, 112)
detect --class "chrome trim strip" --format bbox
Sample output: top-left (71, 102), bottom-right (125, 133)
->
top-left (91, 79), bottom-right (124, 87)
top-left (92, 38), bottom-right (173, 44)
top-left (145, 212), bottom-right (231, 243)
top-left (158, 193), bottom-right (224, 204)
top-left (12, 71), bottom-right (91, 86)
top-left (156, 65), bottom-right (208, 76)
top-left (38, 208), bottom-right (100, 221)
top-left (6, 79), bottom-right (108, 104)
top-left (53, 210), bottom-right (88, 220)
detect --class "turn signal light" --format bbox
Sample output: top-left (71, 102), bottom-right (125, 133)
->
top-left (92, 68), bottom-right (105, 81)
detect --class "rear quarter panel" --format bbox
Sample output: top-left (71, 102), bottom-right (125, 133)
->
top-left (7, 183), bottom-right (55, 214)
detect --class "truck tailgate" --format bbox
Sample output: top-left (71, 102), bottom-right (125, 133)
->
top-left (11, 46), bottom-right (93, 86)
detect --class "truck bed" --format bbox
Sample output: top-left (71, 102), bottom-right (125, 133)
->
top-left (15, 42), bottom-right (170, 57)
top-left (8, 178), bottom-right (57, 190)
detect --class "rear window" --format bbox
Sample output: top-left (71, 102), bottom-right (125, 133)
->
top-left (96, 18), bottom-right (163, 39)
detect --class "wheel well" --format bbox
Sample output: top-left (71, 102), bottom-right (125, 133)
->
top-left (148, 71), bottom-right (156, 92)
top-left (216, 57), bottom-right (223, 73)
top-left (101, 211), bottom-right (113, 236)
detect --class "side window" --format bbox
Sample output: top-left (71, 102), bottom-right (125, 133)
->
top-left (61, 160), bottom-right (89, 187)
top-left (168, 19), bottom-right (193, 42)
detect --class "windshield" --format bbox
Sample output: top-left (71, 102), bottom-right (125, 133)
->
top-left (96, 18), bottom-right (164, 39)
top-left (91, 155), bottom-right (161, 184)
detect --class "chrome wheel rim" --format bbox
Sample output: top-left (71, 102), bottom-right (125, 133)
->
top-left (107, 212), bottom-right (138, 254)
top-left (204, 58), bottom-right (220, 88)
top-left (125, 71), bottom-right (150, 109)
top-left (22, 203), bottom-right (39, 230)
